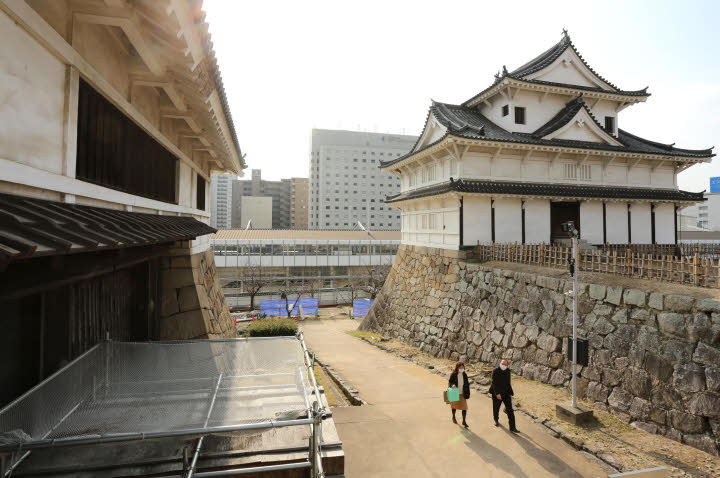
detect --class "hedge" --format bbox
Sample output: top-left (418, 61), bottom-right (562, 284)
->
top-left (246, 318), bottom-right (298, 337)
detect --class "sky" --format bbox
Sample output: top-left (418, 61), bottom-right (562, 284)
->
top-left (204, 0), bottom-right (720, 192)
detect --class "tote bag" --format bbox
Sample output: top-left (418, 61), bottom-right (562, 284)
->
top-left (446, 387), bottom-right (460, 402)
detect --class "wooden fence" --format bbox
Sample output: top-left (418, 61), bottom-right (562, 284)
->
top-left (600, 243), bottom-right (720, 258)
top-left (475, 242), bottom-right (720, 288)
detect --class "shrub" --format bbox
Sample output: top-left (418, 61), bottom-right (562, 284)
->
top-left (246, 317), bottom-right (298, 337)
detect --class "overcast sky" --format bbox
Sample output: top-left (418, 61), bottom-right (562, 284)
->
top-left (205, 0), bottom-right (719, 192)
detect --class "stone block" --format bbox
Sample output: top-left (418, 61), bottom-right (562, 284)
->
top-left (706, 367), bottom-right (720, 392)
top-left (537, 333), bottom-right (561, 352)
top-left (623, 289), bottom-right (646, 307)
top-left (550, 369), bottom-right (566, 386)
top-left (673, 363), bottom-right (706, 393)
top-left (662, 339), bottom-right (694, 362)
top-left (161, 269), bottom-right (196, 290)
top-left (693, 342), bottom-right (720, 366)
top-left (178, 285), bottom-right (201, 312)
top-left (490, 329), bottom-right (503, 345)
top-left (645, 353), bottom-right (673, 382)
top-left (682, 434), bottom-right (719, 457)
top-left (664, 294), bottom-right (695, 313)
top-left (632, 421), bottom-right (658, 435)
top-left (591, 317), bottom-right (615, 335)
top-left (158, 310), bottom-right (208, 340)
top-left (648, 293), bottom-right (664, 311)
top-left (697, 298), bottom-right (720, 313)
top-left (610, 309), bottom-right (628, 324)
top-left (587, 381), bottom-right (609, 403)
top-left (589, 284), bottom-right (606, 301)
top-left (170, 255), bottom-right (192, 269)
top-left (657, 312), bottom-right (686, 337)
top-left (687, 393), bottom-right (720, 417)
top-left (605, 286), bottom-right (623, 305)
top-left (669, 410), bottom-right (706, 434)
top-left (592, 303), bottom-right (613, 316)
top-left (160, 291), bottom-right (179, 318)
top-left (629, 397), bottom-right (651, 421)
top-left (624, 368), bottom-right (652, 399)
top-left (608, 387), bottom-right (633, 412)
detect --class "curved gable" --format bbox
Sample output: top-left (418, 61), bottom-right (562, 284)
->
top-left (523, 47), bottom-right (615, 91)
top-left (542, 107), bottom-right (622, 145)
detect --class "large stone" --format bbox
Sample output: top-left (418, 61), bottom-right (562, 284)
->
top-left (673, 363), bottom-right (706, 393)
top-left (605, 286), bottom-right (623, 305)
top-left (610, 309), bottom-right (628, 324)
top-left (662, 339), bottom-right (694, 362)
top-left (657, 312), bottom-right (687, 337)
top-left (648, 293), bottom-right (664, 311)
top-left (586, 381), bottom-right (610, 403)
top-left (629, 397), bottom-right (652, 421)
top-left (537, 333), bottom-right (561, 352)
top-left (706, 367), bottom-right (720, 392)
top-left (669, 410), bottom-right (706, 434)
top-left (664, 294), bottom-right (695, 313)
top-left (589, 284), bottom-right (606, 301)
top-left (645, 353), bottom-right (673, 382)
top-left (591, 316), bottom-right (615, 335)
top-left (550, 369), bottom-right (566, 386)
top-left (637, 326), bottom-right (661, 352)
top-left (623, 289), bottom-right (646, 307)
top-left (687, 393), bottom-right (720, 417)
top-left (697, 298), bottom-right (720, 313)
top-left (624, 368), bottom-right (652, 399)
top-left (490, 329), bottom-right (504, 345)
top-left (608, 387), bottom-right (633, 412)
top-left (682, 434), bottom-right (719, 457)
top-left (693, 342), bottom-right (720, 366)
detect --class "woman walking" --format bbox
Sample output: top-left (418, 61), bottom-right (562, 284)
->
top-left (448, 361), bottom-right (470, 428)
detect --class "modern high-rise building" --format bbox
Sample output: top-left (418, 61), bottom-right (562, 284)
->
top-left (229, 169), bottom-right (308, 229)
top-left (309, 129), bottom-right (417, 230)
top-left (291, 177), bottom-right (309, 229)
top-left (210, 173), bottom-right (235, 229)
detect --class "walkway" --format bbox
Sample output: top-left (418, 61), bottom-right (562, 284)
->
top-left (302, 319), bottom-right (607, 478)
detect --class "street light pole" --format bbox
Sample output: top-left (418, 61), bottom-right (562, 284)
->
top-left (571, 232), bottom-right (579, 409)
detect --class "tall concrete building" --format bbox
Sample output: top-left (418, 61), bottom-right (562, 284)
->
top-left (237, 196), bottom-right (273, 229)
top-left (309, 129), bottom-right (417, 230)
top-left (230, 169), bottom-right (308, 229)
top-left (210, 173), bottom-right (235, 229)
top-left (291, 177), bottom-right (309, 229)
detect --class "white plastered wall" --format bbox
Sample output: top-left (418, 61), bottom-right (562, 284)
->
top-left (580, 201), bottom-right (604, 244)
top-left (494, 198), bottom-right (522, 243)
top-left (654, 203), bottom-right (675, 244)
top-left (524, 199), bottom-right (550, 243)
top-left (605, 202), bottom-right (629, 243)
top-left (630, 202), bottom-right (652, 243)
top-left (463, 196), bottom-right (492, 245)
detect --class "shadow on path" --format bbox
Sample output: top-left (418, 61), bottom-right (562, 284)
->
top-left (508, 431), bottom-right (586, 478)
top-left (460, 429), bottom-right (530, 478)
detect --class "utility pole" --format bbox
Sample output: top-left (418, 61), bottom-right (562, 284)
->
top-left (571, 229), bottom-right (579, 408)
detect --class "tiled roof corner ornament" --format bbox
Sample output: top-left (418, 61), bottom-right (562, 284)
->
top-left (494, 71), bottom-right (501, 82)
top-left (502, 65), bottom-right (508, 76)
top-left (562, 28), bottom-right (570, 41)
top-left (478, 126), bottom-right (485, 137)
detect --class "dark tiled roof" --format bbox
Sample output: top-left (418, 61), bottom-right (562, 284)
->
top-left (532, 95), bottom-right (588, 137)
top-left (0, 194), bottom-right (216, 266)
top-left (462, 32), bottom-right (648, 107)
top-left (379, 101), bottom-right (714, 168)
top-left (385, 179), bottom-right (705, 204)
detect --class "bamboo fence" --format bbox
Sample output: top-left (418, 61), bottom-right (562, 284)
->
top-left (475, 242), bottom-right (720, 288)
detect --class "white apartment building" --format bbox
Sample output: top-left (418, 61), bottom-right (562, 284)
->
top-left (309, 129), bottom-right (417, 230)
top-left (382, 32), bottom-right (713, 249)
top-left (210, 173), bottom-right (235, 229)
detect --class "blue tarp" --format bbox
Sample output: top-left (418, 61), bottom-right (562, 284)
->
top-left (353, 299), bottom-right (373, 317)
top-left (259, 298), bottom-right (319, 317)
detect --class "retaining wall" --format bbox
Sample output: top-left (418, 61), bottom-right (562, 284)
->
top-left (361, 245), bottom-right (720, 455)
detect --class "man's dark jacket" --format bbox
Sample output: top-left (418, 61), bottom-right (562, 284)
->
top-left (448, 372), bottom-right (470, 399)
top-left (489, 367), bottom-right (514, 397)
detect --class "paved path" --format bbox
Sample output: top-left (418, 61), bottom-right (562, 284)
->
top-left (302, 319), bottom-right (607, 478)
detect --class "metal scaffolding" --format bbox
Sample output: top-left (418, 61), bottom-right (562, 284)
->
top-left (0, 335), bottom-right (328, 478)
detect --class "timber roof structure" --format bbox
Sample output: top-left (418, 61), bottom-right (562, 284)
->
top-left (462, 31), bottom-right (650, 107)
top-left (385, 179), bottom-right (706, 204)
top-left (380, 101), bottom-right (714, 168)
top-left (0, 193), bottom-right (216, 267)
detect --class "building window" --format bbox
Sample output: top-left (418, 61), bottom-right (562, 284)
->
top-left (196, 174), bottom-right (205, 210)
top-left (605, 116), bottom-right (616, 134)
top-left (76, 78), bottom-right (177, 203)
top-left (564, 163), bottom-right (592, 180)
top-left (502, 105), bottom-right (509, 117)
top-left (514, 107), bottom-right (526, 125)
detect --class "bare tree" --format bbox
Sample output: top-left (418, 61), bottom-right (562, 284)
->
top-left (361, 263), bottom-right (392, 299)
top-left (239, 258), bottom-right (269, 311)
top-left (279, 280), bottom-right (307, 318)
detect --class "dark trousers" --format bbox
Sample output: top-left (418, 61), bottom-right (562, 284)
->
top-left (492, 394), bottom-right (516, 429)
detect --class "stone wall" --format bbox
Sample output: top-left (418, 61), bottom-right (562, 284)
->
top-left (159, 247), bottom-right (234, 339)
top-left (361, 244), bottom-right (720, 456)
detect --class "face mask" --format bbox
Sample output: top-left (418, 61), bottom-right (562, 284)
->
top-left (458, 369), bottom-right (464, 374)
top-left (499, 364), bottom-right (508, 371)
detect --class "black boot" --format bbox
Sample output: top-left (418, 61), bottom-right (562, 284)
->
top-left (452, 410), bottom-right (457, 424)
top-left (462, 411), bottom-right (469, 428)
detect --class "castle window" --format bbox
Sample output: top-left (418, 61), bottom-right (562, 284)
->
top-left (605, 116), bottom-right (616, 134)
top-left (502, 105), bottom-right (509, 116)
top-left (514, 107), bottom-right (526, 125)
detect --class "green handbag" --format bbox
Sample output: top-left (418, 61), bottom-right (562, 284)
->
top-left (446, 387), bottom-right (460, 402)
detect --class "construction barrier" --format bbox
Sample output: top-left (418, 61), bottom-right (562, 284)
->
top-left (353, 299), bottom-right (373, 318)
top-left (260, 298), bottom-right (319, 317)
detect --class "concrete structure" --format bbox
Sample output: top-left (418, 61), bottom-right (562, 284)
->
top-left (231, 169), bottom-right (307, 229)
top-left (237, 195), bottom-right (273, 229)
top-left (361, 244), bottom-right (720, 456)
top-left (209, 173), bottom-right (236, 229)
top-left (291, 176), bottom-right (309, 229)
top-left (381, 32), bottom-right (713, 249)
top-left (309, 129), bottom-right (417, 230)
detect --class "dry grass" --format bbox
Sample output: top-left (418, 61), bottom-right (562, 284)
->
top-left (313, 364), bottom-right (348, 407)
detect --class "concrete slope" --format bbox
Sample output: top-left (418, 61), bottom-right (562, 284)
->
top-left (302, 319), bottom-right (607, 478)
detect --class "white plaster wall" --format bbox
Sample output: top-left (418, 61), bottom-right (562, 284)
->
top-left (580, 201), bottom-right (604, 244)
top-left (630, 202), bottom-right (652, 243)
top-left (524, 199), bottom-right (550, 243)
top-left (0, 11), bottom-right (65, 173)
top-left (654, 203), bottom-right (675, 243)
top-left (494, 198), bottom-right (522, 243)
top-left (527, 49), bottom-right (612, 90)
top-left (178, 163), bottom-right (192, 208)
top-left (606, 202), bottom-right (629, 243)
top-left (463, 196), bottom-right (492, 245)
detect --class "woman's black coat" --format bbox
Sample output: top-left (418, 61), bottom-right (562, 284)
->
top-left (448, 372), bottom-right (470, 399)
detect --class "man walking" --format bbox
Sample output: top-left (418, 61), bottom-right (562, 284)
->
top-left (490, 359), bottom-right (518, 433)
